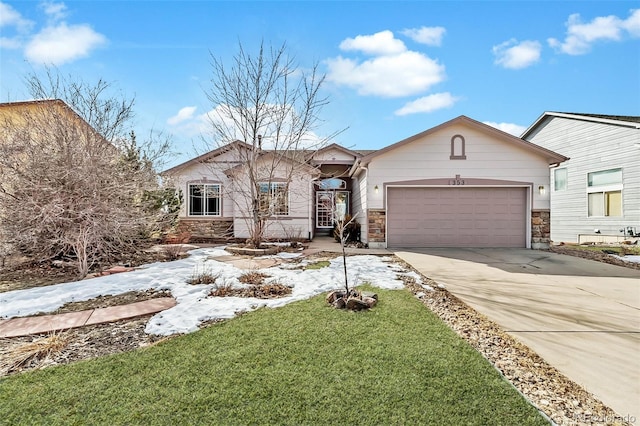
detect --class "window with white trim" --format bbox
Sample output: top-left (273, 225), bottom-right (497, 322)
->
top-left (188, 184), bottom-right (221, 216)
top-left (554, 168), bottom-right (567, 191)
top-left (259, 182), bottom-right (288, 215)
top-left (587, 168), bottom-right (622, 217)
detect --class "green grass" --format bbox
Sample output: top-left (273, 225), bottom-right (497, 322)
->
top-left (304, 260), bottom-right (331, 270)
top-left (0, 288), bottom-right (547, 425)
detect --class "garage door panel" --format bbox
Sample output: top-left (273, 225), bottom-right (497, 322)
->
top-left (387, 187), bottom-right (526, 248)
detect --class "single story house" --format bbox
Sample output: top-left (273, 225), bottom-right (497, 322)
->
top-left (163, 115), bottom-right (568, 249)
top-left (521, 112), bottom-right (640, 244)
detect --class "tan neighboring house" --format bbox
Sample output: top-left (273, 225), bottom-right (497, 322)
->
top-left (0, 99), bottom-right (111, 188)
top-left (164, 115), bottom-right (568, 249)
top-left (0, 99), bottom-right (112, 261)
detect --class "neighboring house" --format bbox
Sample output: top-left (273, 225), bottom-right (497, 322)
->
top-left (0, 99), bottom-right (113, 192)
top-left (0, 99), bottom-right (114, 261)
top-left (164, 115), bottom-right (568, 249)
top-left (522, 112), bottom-right (640, 244)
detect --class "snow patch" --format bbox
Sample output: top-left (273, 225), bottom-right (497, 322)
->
top-left (0, 248), bottom-right (415, 336)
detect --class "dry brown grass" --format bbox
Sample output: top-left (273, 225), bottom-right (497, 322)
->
top-left (187, 266), bottom-right (219, 285)
top-left (241, 282), bottom-right (292, 298)
top-left (0, 332), bottom-right (70, 375)
top-left (238, 271), bottom-right (270, 285)
top-left (209, 282), bottom-right (235, 297)
top-left (208, 281), bottom-right (292, 299)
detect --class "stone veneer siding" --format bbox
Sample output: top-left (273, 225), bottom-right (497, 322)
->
top-left (367, 209), bottom-right (386, 243)
top-left (176, 219), bottom-right (234, 240)
top-left (531, 209), bottom-right (551, 249)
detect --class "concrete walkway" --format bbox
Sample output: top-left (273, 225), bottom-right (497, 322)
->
top-left (0, 297), bottom-right (176, 338)
top-left (394, 248), bottom-right (640, 422)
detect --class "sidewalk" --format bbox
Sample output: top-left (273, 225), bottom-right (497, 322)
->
top-left (0, 297), bottom-right (175, 338)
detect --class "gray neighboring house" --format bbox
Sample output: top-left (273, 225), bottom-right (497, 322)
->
top-left (522, 112), bottom-right (640, 244)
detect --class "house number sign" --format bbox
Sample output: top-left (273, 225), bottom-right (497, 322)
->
top-left (449, 174), bottom-right (465, 185)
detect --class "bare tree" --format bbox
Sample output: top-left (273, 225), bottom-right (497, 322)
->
top-left (24, 66), bottom-right (134, 143)
top-left (204, 41), bottom-right (341, 248)
top-left (0, 72), bottom-right (176, 277)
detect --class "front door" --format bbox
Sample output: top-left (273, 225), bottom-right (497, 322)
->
top-left (316, 191), bottom-right (349, 228)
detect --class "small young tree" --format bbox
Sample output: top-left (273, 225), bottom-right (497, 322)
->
top-left (204, 41), bottom-right (340, 248)
top-left (334, 212), bottom-right (360, 295)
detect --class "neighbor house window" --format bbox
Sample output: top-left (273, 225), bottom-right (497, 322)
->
top-left (587, 168), bottom-right (622, 217)
top-left (554, 168), bottom-right (567, 191)
top-left (188, 184), bottom-right (221, 216)
top-left (259, 182), bottom-right (288, 215)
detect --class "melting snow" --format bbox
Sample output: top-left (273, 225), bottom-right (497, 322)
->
top-left (0, 248), bottom-right (426, 336)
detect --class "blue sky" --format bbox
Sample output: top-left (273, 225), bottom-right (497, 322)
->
top-left (1, 1), bottom-right (639, 167)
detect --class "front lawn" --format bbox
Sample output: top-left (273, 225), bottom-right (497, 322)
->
top-left (0, 288), bottom-right (547, 425)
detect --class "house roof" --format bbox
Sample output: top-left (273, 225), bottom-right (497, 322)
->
top-left (223, 149), bottom-right (319, 177)
top-left (306, 143), bottom-right (366, 165)
top-left (163, 141), bottom-right (368, 175)
top-left (162, 140), bottom-right (253, 175)
top-left (352, 115), bottom-right (568, 174)
top-left (521, 112), bottom-right (640, 139)
top-left (308, 143), bottom-right (363, 159)
top-left (0, 98), bottom-right (111, 147)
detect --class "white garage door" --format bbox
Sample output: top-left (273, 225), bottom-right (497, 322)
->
top-left (387, 187), bottom-right (527, 248)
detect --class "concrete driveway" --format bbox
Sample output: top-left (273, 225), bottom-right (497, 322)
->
top-left (394, 248), bottom-right (640, 421)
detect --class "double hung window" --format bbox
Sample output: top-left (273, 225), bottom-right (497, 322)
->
top-left (587, 168), bottom-right (622, 217)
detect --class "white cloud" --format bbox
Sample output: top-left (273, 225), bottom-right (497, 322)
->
top-left (483, 121), bottom-right (527, 136)
top-left (0, 2), bottom-right (106, 64)
top-left (0, 1), bottom-right (33, 31)
top-left (169, 104), bottom-right (325, 149)
top-left (548, 10), bottom-right (640, 55)
top-left (0, 1), bottom-right (34, 48)
top-left (167, 106), bottom-right (197, 126)
top-left (167, 106), bottom-right (211, 136)
top-left (339, 30), bottom-right (407, 56)
top-left (327, 34), bottom-right (446, 98)
top-left (25, 22), bottom-right (106, 64)
top-left (40, 1), bottom-right (68, 22)
top-left (394, 92), bottom-right (459, 116)
top-left (401, 26), bottom-right (446, 46)
top-left (622, 9), bottom-right (640, 36)
top-left (0, 37), bottom-right (22, 49)
top-left (493, 39), bottom-right (541, 69)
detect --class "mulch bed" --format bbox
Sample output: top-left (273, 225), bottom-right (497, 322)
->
top-left (549, 245), bottom-right (640, 270)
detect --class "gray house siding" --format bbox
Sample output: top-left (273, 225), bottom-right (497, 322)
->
top-left (524, 115), bottom-right (640, 243)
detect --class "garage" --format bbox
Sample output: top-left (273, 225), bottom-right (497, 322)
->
top-left (387, 187), bottom-right (527, 248)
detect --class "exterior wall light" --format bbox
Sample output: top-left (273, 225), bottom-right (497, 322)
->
top-left (374, 185), bottom-right (379, 194)
top-left (538, 185), bottom-right (546, 195)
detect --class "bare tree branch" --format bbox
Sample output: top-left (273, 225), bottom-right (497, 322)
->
top-left (203, 41), bottom-right (343, 247)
